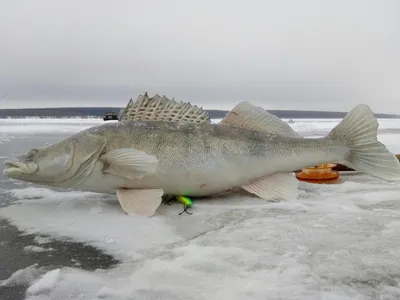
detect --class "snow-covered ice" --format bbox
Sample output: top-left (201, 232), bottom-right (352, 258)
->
top-left (23, 245), bottom-right (55, 253)
top-left (26, 269), bottom-right (61, 296)
top-left (0, 118), bottom-right (105, 136)
top-left (0, 264), bottom-right (45, 288)
top-left (33, 236), bottom-right (52, 245)
top-left (1, 117), bottom-right (400, 299)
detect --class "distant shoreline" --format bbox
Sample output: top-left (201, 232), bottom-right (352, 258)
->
top-left (0, 107), bottom-right (399, 119)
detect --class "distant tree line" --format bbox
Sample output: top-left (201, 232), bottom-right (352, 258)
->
top-left (0, 107), bottom-right (398, 119)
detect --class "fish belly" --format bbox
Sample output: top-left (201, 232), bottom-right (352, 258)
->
top-left (78, 158), bottom-right (270, 196)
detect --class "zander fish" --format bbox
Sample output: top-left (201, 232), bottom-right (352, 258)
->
top-left (4, 95), bottom-right (400, 216)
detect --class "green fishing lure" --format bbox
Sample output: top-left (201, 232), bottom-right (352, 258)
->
top-left (175, 195), bottom-right (193, 215)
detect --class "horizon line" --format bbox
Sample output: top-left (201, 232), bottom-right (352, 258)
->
top-left (0, 106), bottom-right (399, 115)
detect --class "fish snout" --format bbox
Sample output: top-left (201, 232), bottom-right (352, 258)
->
top-left (3, 159), bottom-right (38, 175)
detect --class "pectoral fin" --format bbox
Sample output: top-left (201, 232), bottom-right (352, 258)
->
top-left (100, 148), bottom-right (158, 180)
top-left (242, 172), bottom-right (298, 201)
top-left (116, 188), bottom-right (164, 216)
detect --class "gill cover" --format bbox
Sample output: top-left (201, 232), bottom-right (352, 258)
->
top-left (59, 133), bottom-right (107, 186)
top-left (35, 144), bottom-right (74, 177)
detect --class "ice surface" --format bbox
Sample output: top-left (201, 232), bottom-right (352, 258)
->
top-left (1, 187), bottom-right (183, 256)
top-left (0, 118), bottom-right (105, 135)
top-left (26, 269), bottom-right (61, 296)
top-left (0, 264), bottom-right (44, 287)
top-left (33, 236), bottom-right (52, 245)
top-left (285, 118), bottom-right (400, 134)
top-left (1, 117), bottom-right (400, 299)
top-left (24, 245), bottom-right (54, 253)
top-left (2, 177), bottom-right (400, 299)
top-left (0, 118), bottom-right (223, 134)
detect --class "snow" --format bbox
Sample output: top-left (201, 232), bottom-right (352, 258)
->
top-left (4, 178), bottom-right (400, 299)
top-left (1, 117), bottom-right (400, 299)
top-left (0, 118), bottom-right (223, 137)
top-left (284, 118), bottom-right (400, 133)
top-left (1, 187), bottom-right (182, 256)
top-left (33, 236), bottom-right (52, 245)
top-left (24, 245), bottom-right (54, 253)
top-left (0, 118), bottom-right (105, 135)
top-left (26, 269), bottom-right (61, 296)
top-left (0, 264), bottom-right (44, 287)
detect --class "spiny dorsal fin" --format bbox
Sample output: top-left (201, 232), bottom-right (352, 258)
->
top-left (221, 101), bottom-right (300, 138)
top-left (119, 92), bottom-right (211, 124)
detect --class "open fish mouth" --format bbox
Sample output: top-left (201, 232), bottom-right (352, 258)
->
top-left (3, 160), bottom-right (37, 175)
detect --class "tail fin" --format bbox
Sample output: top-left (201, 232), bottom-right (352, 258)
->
top-left (328, 104), bottom-right (400, 181)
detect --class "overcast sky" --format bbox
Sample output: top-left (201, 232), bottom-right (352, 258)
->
top-left (0, 0), bottom-right (399, 112)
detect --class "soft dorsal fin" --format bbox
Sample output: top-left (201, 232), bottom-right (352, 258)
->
top-left (221, 101), bottom-right (301, 138)
top-left (118, 92), bottom-right (211, 124)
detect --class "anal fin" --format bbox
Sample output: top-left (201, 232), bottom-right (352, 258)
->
top-left (116, 188), bottom-right (164, 216)
top-left (242, 172), bottom-right (298, 201)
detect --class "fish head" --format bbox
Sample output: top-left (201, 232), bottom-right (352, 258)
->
top-left (3, 140), bottom-right (74, 183)
top-left (3, 133), bottom-right (107, 187)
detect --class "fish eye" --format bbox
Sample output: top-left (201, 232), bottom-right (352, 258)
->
top-left (26, 149), bottom-right (38, 159)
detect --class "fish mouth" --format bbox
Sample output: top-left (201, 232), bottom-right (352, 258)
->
top-left (3, 160), bottom-right (37, 176)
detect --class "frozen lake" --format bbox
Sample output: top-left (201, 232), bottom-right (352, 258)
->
top-left (1, 117), bottom-right (400, 300)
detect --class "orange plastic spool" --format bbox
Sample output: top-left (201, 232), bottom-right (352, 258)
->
top-left (295, 163), bottom-right (339, 184)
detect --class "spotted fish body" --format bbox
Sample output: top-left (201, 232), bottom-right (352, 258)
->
top-left (78, 120), bottom-right (346, 196)
top-left (4, 95), bottom-right (400, 216)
